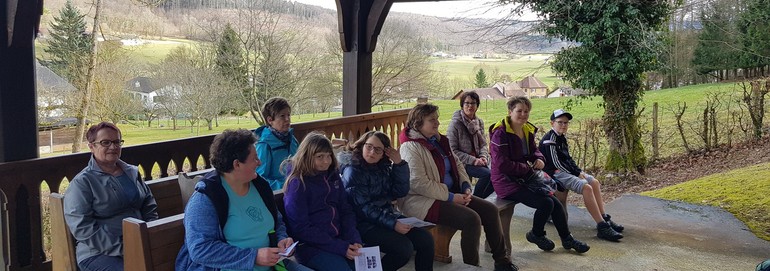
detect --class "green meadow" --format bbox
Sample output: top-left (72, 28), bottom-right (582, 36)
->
top-left (432, 54), bottom-right (561, 87)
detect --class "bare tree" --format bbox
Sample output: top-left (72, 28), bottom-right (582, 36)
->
top-left (72, 0), bottom-right (103, 153)
top-left (90, 41), bottom-right (144, 123)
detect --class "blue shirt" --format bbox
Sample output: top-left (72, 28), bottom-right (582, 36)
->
top-left (222, 177), bottom-right (274, 271)
top-left (116, 173), bottom-right (140, 206)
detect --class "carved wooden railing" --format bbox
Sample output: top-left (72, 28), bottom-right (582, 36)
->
top-left (0, 108), bottom-right (409, 271)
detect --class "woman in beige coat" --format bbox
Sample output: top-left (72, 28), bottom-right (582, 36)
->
top-left (397, 104), bottom-right (518, 271)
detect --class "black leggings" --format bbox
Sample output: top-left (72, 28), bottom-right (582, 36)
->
top-left (505, 188), bottom-right (571, 238)
top-left (360, 225), bottom-right (434, 271)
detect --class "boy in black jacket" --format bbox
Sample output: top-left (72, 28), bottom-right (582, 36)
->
top-left (539, 109), bottom-right (624, 241)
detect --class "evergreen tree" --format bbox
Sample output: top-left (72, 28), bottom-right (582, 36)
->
top-left (692, 1), bottom-right (742, 77)
top-left (44, 1), bottom-right (92, 82)
top-left (474, 68), bottom-right (488, 88)
top-left (215, 23), bottom-right (247, 88)
top-left (738, 0), bottom-right (770, 76)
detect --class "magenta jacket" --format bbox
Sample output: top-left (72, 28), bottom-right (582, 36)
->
top-left (489, 117), bottom-right (545, 199)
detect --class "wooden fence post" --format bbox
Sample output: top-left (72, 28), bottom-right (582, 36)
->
top-left (652, 102), bottom-right (659, 160)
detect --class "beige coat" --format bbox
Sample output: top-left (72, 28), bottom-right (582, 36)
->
top-left (397, 129), bottom-right (470, 220)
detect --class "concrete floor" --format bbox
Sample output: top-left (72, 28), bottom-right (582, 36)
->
top-left (402, 194), bottom-right (770, 271)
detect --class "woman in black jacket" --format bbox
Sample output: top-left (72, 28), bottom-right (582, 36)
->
top-left (338, 131), bottom-right (434, 271)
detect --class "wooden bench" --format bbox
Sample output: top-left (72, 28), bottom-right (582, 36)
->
top-left (123, 214), bottom-right (185, 271)
top-left (49, 193), bottom-right (78, 271)
top-left (428, 193), bottom-right (516, 263)
top-left (147, 168), bottom-right (214, 218)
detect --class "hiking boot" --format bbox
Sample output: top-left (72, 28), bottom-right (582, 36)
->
top-left (603, 214), bottom-right (624, 233)
top-left (561, 235), bottom-right (590, 253)
top-left (526, 231), bottom-right (555, 251)
top-left (494, 262), bottom-right (520, 271)
top-left (597, 221), bottom-right (623, 241)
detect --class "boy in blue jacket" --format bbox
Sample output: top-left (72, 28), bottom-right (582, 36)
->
top-left (539, 109), bottom-right (624, 242)
top-left (255, 97), bottom-right (299, 190)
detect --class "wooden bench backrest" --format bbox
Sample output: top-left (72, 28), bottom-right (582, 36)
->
top-left (146, 176), bottom-right (184, 218)
top-left (123, 214), bottom-right (185, 271)
top-left (49, 193), bottom-right (78, 271)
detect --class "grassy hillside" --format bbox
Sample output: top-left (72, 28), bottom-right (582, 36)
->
top-left (641, 163), bottom-right (770, 241)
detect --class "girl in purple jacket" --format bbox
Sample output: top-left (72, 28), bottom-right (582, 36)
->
top-left (283, 132), bottom-right (362, 271)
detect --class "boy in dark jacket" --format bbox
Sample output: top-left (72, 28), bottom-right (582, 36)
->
top-left (539, 109), bottom-right (624, 241)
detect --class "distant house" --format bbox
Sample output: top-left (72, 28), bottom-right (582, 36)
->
top-left (548, 86), bottom-right (587, 98)
top-left (519, 75), bottom-right (549, 98)
top-left (494, 81), bottom-right (526, 97)
top-left (36, 61), bottom-right (75, 119)
top-left (125, 77), bottom-right (159, 109)
top-left (452, 81), bottom-right (528, 101)
top-left (452, 87), bottom-right (507, 100)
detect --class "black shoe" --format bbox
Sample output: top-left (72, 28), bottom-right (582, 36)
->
top-left (603, 214), bottom-right (625, 233)
top-left (494, 262), bottom-right (520, 271)
top-left (597, 222), bottom-right (623, 241)
top-left (526, 231), bottom-right (555, 251)
top-left (561, 235), bottom-right (590, 253)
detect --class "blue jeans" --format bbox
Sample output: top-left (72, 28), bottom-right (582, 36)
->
top-left (78, 254), bottom-right (123, 271)
top-left (467, 165), bottom-right (494, 198)
top-left (304, 250), bottom-right (354, 271)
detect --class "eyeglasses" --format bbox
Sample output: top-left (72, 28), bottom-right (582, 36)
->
top-left (463, 102), bottom-right (479, 107)
top-left (363, 143), bottom-right (384, 154)
top-left (555, 121), bottom-right (570, 126)
top-left (92, 140), bottom-right (124, 147)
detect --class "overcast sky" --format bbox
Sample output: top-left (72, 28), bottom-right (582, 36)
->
top-left (288, 0), bottom-right (528, 19)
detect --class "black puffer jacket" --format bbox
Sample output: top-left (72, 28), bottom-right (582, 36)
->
top-left (338, 151), bottom-right (410, 234)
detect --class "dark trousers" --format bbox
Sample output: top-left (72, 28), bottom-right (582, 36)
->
top-left (428, 196), bottom-right (509, 266)
top-left (467, 165), bottom-right (494, 199)
top-left (361, 225), bottom-right (434, 271)
top-left (506, 188), bottom-right (571, 238)
top-left (79, 254), bottom-right (123, 271)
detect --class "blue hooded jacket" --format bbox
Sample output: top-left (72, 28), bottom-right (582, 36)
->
top-left (254, 126), bottom-right (299, 190)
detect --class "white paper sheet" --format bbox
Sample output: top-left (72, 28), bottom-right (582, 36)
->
top-left (354, 246), bottom-right (383, 271)
top-left (397, 217), bottom-right (435, 228)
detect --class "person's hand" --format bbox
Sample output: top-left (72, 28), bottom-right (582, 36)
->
top-left (346, 243), bottom-right (362, 260)
top-left (256, 247), bottom-right (281, 266)
top-left (532, 159), bottom-right (545, 170)
top-left (277, 237), bottom-right (294, 256)
top-left (394, 221), bottom-right (412, 234)
top-left (474, 158), bottom-right (487, 166)
top-left (479, 157), bottom-right (488, 166)
top-left (452, 193), bottom-right (472, 206)
top-left (384, 147), bottom-right (402, 164)
top-left (579, 172), bottom-right (587, 179)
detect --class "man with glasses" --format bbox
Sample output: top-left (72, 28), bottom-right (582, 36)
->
top-left (539, 109), bottom-right (624, 242)
top-left (64, 122), bottom-right (158, 271)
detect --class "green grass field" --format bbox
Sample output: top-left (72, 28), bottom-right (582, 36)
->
top-left (432, 54), bottom-right (561, 87)
top-left (641, 163), bottom-right (770, 241)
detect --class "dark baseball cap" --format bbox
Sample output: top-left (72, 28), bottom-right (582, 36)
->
top-left (550, 109), bottom-right (573, 120)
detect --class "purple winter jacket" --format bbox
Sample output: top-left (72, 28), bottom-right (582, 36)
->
top-left (283, 169), bottom-right (362, 263)
top-left (489, 117), bottom-right (545, 199)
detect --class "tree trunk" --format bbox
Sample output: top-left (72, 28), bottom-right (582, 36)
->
top-left (71, 0), bottom-right (102, 153)
top-left (602, 81), bottom-right (646, 178)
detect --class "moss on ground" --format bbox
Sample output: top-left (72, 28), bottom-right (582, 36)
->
top-left (642, 162), bottom-right (770, 241)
